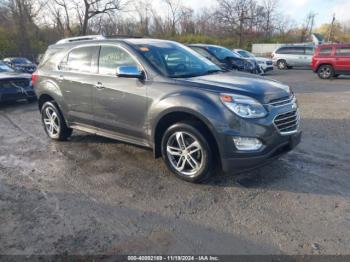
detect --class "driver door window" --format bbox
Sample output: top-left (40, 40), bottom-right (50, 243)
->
top-left (99, 46), bottom-right (137, 76)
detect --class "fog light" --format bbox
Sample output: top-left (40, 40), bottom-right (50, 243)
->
top-left (233, 137), bottom-right (263, 151)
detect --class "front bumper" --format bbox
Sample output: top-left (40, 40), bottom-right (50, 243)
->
top-left (216, 98), bottom-right (301, 174)
top-left (221, 131), bottom-right (301, 173)
top-left (264, 66), bottom-right (274, 72)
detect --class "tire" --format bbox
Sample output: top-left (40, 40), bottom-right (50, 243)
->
top-left (277, 60), bottom-right (288, 70)
top-left (317, 65), bottom-right (334, 79)
top-left (161, 122), bottom-right (214, 183)
top-left (41, 101), bottom-right (72, 141)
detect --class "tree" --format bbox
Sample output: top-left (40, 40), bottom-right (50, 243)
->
top-left (76, 0), bottom-right (124, 35)
top-left (163, 0), bottom-right (190, 35)
top-left (5, 0), bottom-right (43, 56)
top-left (215, 0), bottom-right (253, 47)
top-left (262, 0), bottom-right (278, 38)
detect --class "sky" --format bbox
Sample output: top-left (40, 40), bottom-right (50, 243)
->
top-left (152, 0), bottom-right (350, 27)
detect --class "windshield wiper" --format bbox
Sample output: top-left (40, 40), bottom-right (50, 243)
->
top-left (205, 69), bottom-right (223, 75)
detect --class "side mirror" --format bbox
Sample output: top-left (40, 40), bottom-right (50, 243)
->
top-left (116, 66), bottom-right (144, 79)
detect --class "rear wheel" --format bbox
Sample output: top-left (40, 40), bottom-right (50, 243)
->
top-left (41, 101), bottom-right (72, 141)
top-left (317, 65), bottom-right (334, 79)
top-left (277, 60), bottom-right (287, 70)
top-left (161, 122), bottom-right (214, 183)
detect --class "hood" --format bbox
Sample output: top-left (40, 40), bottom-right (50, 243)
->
top-left (0, 72), bottom-right (32, 80)
top-left (177, 71), bottom-right (291, 103)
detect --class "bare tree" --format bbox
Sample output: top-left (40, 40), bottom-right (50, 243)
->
top-left (75, 0), bottom-right (124, 35)
top-left (133, 0), bottom-right (152, 36)
top-left (262, 0), bottom-right (278, 38)
top-left (52, 0), bottom-right (73, 36)
top-left (215, 0), bottom-right (253, 47)
top-left (163, 0), bottom-right (190, 35)
top-left (5, 0), bottom-right (44, 56)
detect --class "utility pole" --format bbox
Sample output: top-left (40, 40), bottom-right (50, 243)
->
top-left (308, 13), bottom-right (316, 36)
top-left (328, 14), bottom-right (336, 42)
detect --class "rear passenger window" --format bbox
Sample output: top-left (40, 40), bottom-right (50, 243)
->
top-left (59, 46), bottom-right (97, 73)
top-left (336, 47), bottom-right (350, 56)
top-left (99, 46), bottom-right (137, 75)
top-left (319, 47), bottom-right (332, 56)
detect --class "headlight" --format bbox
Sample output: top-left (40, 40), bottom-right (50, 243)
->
top-left (257, 61), bottom-right (265, 65)
top-left (220, 94), bottom-right (267, 118)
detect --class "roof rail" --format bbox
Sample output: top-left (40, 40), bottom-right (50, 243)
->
top-left (105, 34), bottom-right (143, 39)
top-left (56, 35), bottom-right (106, 44)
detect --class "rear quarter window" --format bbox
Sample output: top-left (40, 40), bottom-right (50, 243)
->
top-left (336, 47), bottom-right (350, 56)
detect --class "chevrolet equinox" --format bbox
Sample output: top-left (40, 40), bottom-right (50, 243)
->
top-left (33, 37), bottom-right (301, 183)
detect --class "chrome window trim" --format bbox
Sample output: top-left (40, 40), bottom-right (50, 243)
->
top-left (55, 42), bottom-right (148, 80)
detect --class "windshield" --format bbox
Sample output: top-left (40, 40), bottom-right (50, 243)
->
top-left (134, 42), bottom-right (221, 78)
top-left (11, 58), bottom-right (32, 64)
top-left (207, 46), bottom-right (240, 60)
top-left (237, 50), bottom-right (254, 58)
top-left (0, 62), bottom-right (14, 72)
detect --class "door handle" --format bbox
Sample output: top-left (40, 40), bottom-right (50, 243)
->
top-left (95, 82), bottom-right (105, 90)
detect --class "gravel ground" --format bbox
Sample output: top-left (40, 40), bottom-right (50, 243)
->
top-left (0, 69), bottom-right (350, 255)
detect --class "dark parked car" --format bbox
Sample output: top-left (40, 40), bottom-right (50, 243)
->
top-left (311, 43), bottom-right (350, 79)
top-left (188, 44), bottom-right (262, 74)
top-left (33, 37), bottom-right (301, 183)
top-left (3, 57), bottom-right (37, 74)
top-left (0, 61), bottom-right (36, 103)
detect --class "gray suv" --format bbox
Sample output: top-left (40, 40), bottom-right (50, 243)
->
top-left (33, 37), bottom-right (301, 183)
top-left (272, 45), bottom-right (315, 70)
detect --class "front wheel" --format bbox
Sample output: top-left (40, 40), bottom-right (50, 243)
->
top-left (318, 65), bottom-right (334, 79)
top-left (277, 60), bottom-right (288, 70)
top-left (41, 101), bottom-right (72, 141)
top-left (161, 122), bottom-right (214, 183)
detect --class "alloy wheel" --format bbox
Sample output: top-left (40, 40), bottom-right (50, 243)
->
top-left (320, 67), bottom-right (331, 79)
top-left (278, 60), bottom-right (286, 70)
top-left (43, 107), bottom-right (60, 137)
top-left (166, 131), bottom-right (204, 177)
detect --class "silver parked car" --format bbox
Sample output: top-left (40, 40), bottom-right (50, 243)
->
top-left (272, 45), bottom-right (315, 70)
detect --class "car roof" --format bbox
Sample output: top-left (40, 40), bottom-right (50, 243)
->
top-left (50, 38), bottom-right (177, 49)
top-left (317, 43), bottom-right (350, 48)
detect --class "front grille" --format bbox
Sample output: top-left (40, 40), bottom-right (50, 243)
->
top-left (0, 79), bottom-right (30, 89)
top-left (274, 110), bottom-right (299, 135)
top-left (266, 61), bottom-right (273, 65)
top-left (269, 94), bottom-right (295, 107)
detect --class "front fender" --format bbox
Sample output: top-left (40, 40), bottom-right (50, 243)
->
top-left (149, 90), bottom-right (227, 145)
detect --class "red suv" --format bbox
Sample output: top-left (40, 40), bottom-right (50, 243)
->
top-left (311, 44), bottom-right (350, 79)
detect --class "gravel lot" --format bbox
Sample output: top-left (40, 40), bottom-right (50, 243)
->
top-left (0, 69), bottom-right (350, 255)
